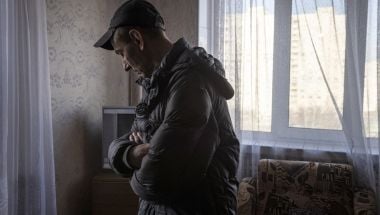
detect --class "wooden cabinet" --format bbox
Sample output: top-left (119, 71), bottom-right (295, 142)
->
top-left (92, 172), bottom-right (139, 215)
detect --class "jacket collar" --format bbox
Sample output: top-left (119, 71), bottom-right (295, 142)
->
top-left (136, 38), bottom-right (189, 91)
top-left (135, 38), bottom-right (190, 114)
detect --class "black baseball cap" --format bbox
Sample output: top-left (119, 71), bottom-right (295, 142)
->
top-left (94, 0), bottom-right (165, 50)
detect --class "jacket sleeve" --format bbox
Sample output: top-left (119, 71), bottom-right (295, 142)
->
top-left (130, 74), bottom-right (213, 201)
top-left (108, 132), bottom-right (136, 177)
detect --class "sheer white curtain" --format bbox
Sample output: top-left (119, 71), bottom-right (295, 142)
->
top-left (200, 0), bottom-right (379, 202)
top-left (0, 0), bottom-right (57, 214)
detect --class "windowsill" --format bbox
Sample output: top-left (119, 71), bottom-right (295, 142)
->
top-left (240, 142), bottom-right (380, 166)
top-left (239, 130), bottom-right (379, 154)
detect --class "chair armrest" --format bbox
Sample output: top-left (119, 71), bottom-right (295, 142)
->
top-left (237, 177), bottom-right (257, 215)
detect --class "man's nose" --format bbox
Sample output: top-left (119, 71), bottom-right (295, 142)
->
top-left (122, 62), bottom-right (128, 71)
top-left (122, 61), bottom-right (132, 72)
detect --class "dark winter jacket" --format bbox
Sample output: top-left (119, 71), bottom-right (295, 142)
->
top-left (108, 38), bottom-right (240, 215)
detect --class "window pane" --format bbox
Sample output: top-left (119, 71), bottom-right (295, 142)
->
top-left (198, 0), bottom-right (209, 50)
top-left (364, 0), bottom-right (378, 137)
top-left (289, 0), bottom-right (345, 130)
top-left (223, 0), bottom-right (274, 132)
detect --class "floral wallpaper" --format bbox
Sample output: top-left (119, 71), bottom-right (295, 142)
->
top-left (149, 0), bottom-right (198, 46)
top-left (46, 0), bottom-right (198, 214)
top-left (47, 0), bottom-right (129, 214)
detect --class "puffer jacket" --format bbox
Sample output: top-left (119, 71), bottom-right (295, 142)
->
top-left (108, 38), bottom-right (240, 215)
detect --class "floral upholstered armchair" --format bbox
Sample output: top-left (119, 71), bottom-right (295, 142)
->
top-left (237, 159), bottom-right (376, 215)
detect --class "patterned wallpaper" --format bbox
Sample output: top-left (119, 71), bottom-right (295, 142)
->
top-left (46, 0), bottom-right (198, 214)
top-left (47, 0), bottom-right (128, 214)
top-left (149, 0), bottom-right (198, 46)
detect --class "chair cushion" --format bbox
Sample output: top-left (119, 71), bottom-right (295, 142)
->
top-left (354, 187), bottom-right (376, 215)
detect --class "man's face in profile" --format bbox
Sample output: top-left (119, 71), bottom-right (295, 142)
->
top-left (112, 28), bottom-right (154, 78)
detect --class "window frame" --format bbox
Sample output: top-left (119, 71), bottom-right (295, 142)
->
top-left (272, 0), bottom-right (346, 146)
top-left (199, 0), bottom-right (377, 152)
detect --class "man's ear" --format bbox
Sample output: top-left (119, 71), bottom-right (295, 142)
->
top-left (129, 29), bottom-right (144, 50)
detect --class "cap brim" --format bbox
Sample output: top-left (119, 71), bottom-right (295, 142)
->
top-left (94, 29), bottom-right (115, 50)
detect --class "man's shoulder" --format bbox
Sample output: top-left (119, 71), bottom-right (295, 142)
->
top-left (169, 48), bottom-right (217, 79)
top-left (167, 64), bottom-right (204, 89)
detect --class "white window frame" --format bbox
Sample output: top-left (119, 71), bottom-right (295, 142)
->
top-left (272, 0), bottom-right (347, 150)
top-left (199, 0), bottom-right (376, 152)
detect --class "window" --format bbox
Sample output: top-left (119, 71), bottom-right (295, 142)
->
top-left (289, 0), bottom-right (345, 130)
top-left (364, 0), bottom-right (379, 138)
top-left (199, 0), bottom-right (378, 151)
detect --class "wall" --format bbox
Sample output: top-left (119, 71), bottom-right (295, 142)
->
top-left (46, 0), bottom-right (198, 214)
top-left (148, 0), bottom-right (198, 46)
top-left (47, 0), bottom-right (128, 214)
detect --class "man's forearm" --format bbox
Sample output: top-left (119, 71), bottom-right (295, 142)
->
top-left (125, 143), bottom-right (150, 169)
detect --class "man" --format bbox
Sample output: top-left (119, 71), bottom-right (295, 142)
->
top-left (94, 0), bottom-right (240, 214)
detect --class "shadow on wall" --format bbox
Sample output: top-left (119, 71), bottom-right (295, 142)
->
top-left (65, 113), bottom-right (103, 215)
top-left (52, 108), bottom-right (101, 215)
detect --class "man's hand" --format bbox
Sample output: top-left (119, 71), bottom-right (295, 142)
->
top-left (127, 143), bottom-right (150, 169)
top-left (127, 132), bottom-right (149, 169)
top-left (129, 131), bottom-right (144, 144)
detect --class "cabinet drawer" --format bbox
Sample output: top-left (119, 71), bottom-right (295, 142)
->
top-left (92, 172), bottom-right (139, 215)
